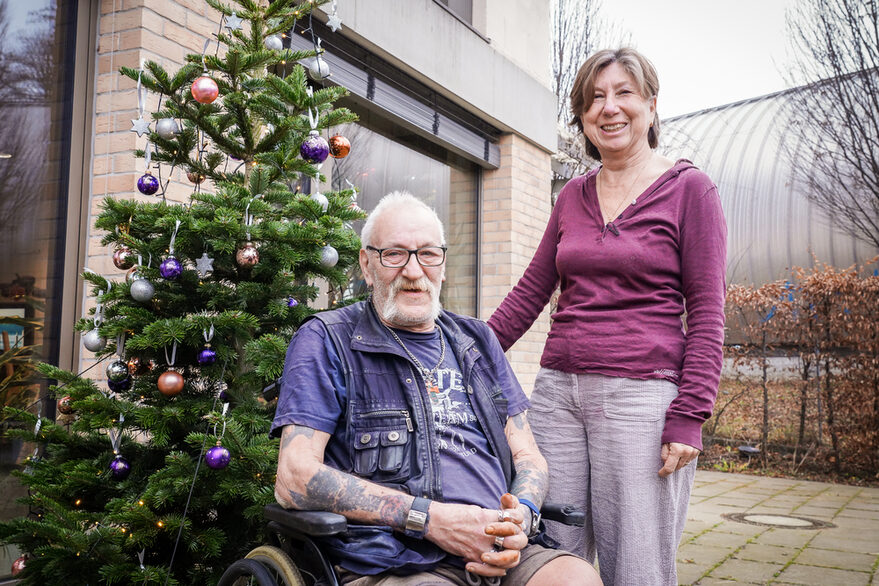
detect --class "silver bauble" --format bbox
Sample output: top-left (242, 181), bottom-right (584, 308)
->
top-left (155, 118), bottom-right (180, 140)
top-left (83, 328), bottom-right (107, 352)
top-left (106, 360), bottom-right (130, 382)
top-left (311, 192), bottom-right (329, 212)
top-left (319, 244), bottom-right (339, 268)
top-left (130, 278), bottom-right (155, 302)
top-left (264, 34), bottom-right (283, 51)
top-left (307, 57), bottom-right (330, 81)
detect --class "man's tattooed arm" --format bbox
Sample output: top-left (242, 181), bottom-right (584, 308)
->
top-left (275, 425), bottom-right (412, 529)
top-left (505, 412), bottom-right (549, 507)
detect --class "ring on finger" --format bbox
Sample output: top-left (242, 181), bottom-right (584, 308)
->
top-left (496, 509), bottom-right (504, 522)
top-left (494, 535), bottom-right (505, 550)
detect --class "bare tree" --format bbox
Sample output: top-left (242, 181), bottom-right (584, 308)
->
top-left (551, 0), bottom-right (627, 180)
top-left (783, 0), bottom-right (879, 248)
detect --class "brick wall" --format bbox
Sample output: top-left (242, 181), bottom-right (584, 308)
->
top-left (82, 0), bottom-right (221, 372)
top-left (480, 134), bottom-right (553, 394)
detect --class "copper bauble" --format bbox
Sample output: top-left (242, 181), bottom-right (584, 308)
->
top-left (236, 242), bottom-right (260, 267)
top-left (329, 134), bottom-right (351, 158)
top-left (113, 247), bottom-right (135, 270)
top-left (191, 76), bottom-right (219, 104)
top-left (128, 356), bottom-right (150, 376)
top-left (187, 171), bottom-right (206, 184)
top-left (11, 555), bottom-right (27, 577)
top-left (158, 370), bottom-right (184, 396)
top-left (57, 395), bottom-right (75, 415)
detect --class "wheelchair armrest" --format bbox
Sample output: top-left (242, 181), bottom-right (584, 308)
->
top-left (264, 503), bottom-right (348, 536)
top-left (540, 503), bottom-right (585, 527)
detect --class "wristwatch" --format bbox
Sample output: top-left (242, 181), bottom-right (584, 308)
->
top-left (518, 498), bottom-right (541, 538)
top-left (404, 497), bottom-right (431, 539)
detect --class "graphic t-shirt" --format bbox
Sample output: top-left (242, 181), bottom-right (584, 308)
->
top-left (393, 328), bottom-right (507, 510)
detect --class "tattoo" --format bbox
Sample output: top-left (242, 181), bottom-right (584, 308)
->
top-left (287, 466), bottom-right (410, 529)
top-left (511, 457), bottom-right (549, 506)
top-left (511, 412), bottom-right (527, 430)
top-left (280, 425), bottom-right (314, 450)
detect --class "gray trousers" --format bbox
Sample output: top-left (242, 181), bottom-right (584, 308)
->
top-left (529, 368), bottom-right (696, 586)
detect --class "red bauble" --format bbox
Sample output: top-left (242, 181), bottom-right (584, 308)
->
top-left (113, 247), bottom-right (135, 270)
top-left (329, 134), bottom-right (351, 158)
top-left (11, 555), bottom-right (27, 576)
top-left (158, 370), bottom-right (184, 396)
top-left (58, 395), bottom-right (75, 415)
top-left (191, 76), bottom-right (219, 104)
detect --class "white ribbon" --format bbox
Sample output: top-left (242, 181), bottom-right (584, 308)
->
top-left (168, 219), bottom-right (182, 255)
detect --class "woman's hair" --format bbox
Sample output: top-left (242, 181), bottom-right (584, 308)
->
top-left (569, 47), bottom-right (661, 161)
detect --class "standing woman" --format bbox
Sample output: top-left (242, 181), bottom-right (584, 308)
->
top-left (487, 48), bottom-right (727, 585)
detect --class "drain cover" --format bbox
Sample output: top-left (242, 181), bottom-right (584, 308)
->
top-left (722, 513), bottom-right (835, 529)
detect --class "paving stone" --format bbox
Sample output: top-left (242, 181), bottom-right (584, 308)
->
top-left (736, 543), bottom-right (795, 564)
top-left (751, 527), bottom-right (816, 548)
top-left (775, 563), bottom-right (870, 585)
top-left (710, 558), bottom-right (785, 583)
top-left (794, 546), bottom-right (877, 572)
top-left (689, 531), bottom-right (750, 549)
top-left (808, 532), bottom-right (879, 554)
top-left (676, 560), bottom-right (710, 585)
top-left (677, 543), bottom-right (734, 567)
top-left (694, 577), bottom-right (746, 585)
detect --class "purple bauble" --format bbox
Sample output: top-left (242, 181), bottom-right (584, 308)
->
top-left (299, 131), bottom-right (330, 164)
top-left (159, 256), bottom-right (183, 280)
top-left (109, 455), bottom-right (131, 480)
top-left (108, 377), bottom-right (132, 392)
top-left (197, 347), bottom-right (217, 365)
top-left (205, 445), bottom-right (231, 469)
top-left (137, 173), bottom-right (160, 195)
top-left (287, 297), bottom-right (299, 308)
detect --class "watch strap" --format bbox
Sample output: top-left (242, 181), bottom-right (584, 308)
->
top-left (518, 498), bottom-right (541, 537)
top-left (404, 497), bottom-right (431, 539)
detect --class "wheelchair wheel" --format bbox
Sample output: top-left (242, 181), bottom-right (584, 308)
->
top-left (245, 545), bottom-right (306, 586)
top-left (217, 558), bottom-right (277, 586)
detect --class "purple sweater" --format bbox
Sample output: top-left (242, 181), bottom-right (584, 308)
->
top-left (487, 160), bottom-right (727, 449)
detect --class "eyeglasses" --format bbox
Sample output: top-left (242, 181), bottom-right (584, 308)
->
top-left (366, 245), bottom-right (447, 268)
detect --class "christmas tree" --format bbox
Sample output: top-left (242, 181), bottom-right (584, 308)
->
top-left (0, 0), bottom-right (362, 583)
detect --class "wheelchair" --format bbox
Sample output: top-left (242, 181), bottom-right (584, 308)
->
top-left (217, 503), bottom-right (585, 586)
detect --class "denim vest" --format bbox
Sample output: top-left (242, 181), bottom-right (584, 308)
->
top-left (308, 301), bottom-right (515, 574)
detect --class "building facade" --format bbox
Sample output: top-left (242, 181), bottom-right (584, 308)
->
top-left (1, 0), bottom-right (556, 408)
top-left (1, 0), bottom-right (559, 574)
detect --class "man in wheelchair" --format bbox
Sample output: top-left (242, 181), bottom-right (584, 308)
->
top-left (272, 192), bottom-right (601, 585)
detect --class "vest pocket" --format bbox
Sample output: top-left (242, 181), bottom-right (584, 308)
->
top-left (378, 429), bottom-right (409, 472)
top-left (354, 432), bottom-right (380, 475)
top-left (351, 408), bottom-right (413, 481)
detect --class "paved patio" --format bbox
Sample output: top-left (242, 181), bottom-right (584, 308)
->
top-left (678, 470), bottom-right (879, 585)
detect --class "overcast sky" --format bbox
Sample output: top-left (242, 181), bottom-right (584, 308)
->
top-left (598, 0), bottom-right (797, 118)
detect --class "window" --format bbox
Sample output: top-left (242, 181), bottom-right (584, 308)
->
top-left (435, 0), bottom-right (474, 25)
top-left (322, 119), bottom-right (479, 317)
top-left (0, 0), bottom-right (80, 571)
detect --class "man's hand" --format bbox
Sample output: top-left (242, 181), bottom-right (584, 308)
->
top-left (658, 442), bottom-right (700, 478)
top-left (426, 493), bottom-right (526, 577)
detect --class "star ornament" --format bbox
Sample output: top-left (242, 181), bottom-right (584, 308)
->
top-left (130, 117), bottom-right (151, 137)
top-left (225, 11), bottom-right (243, 31)
top-left (196, 253), bottom-right (214, 278)
top-left (327, 13), bottom-right (342, 32)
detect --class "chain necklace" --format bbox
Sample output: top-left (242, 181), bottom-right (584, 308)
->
top-left (385, 324), bottom-right (446, 394)
top-left (597, 157), bottom-right (651, 225)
